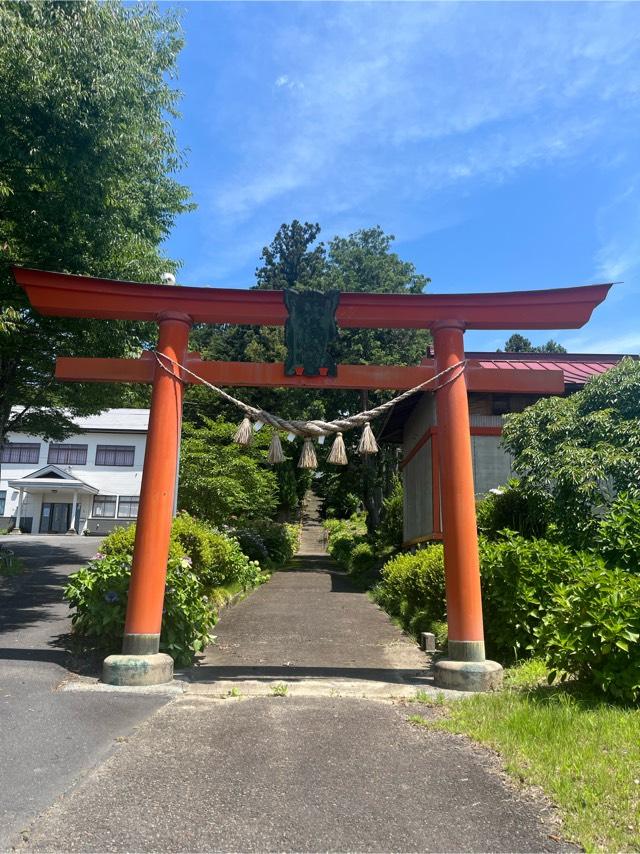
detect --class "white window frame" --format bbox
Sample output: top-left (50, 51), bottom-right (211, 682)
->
top-left (92, 495), bottom-right (117, 518)
top-left (117, 496), bottom-right (139, 519)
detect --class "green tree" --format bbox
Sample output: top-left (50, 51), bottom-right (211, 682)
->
top-left (178, 419), bottom-right (278, 526)
top-left (0, 1), bottom-right (192, 445)
top-left (501, 358), bottom-right (640, 547)
top-left (502, 334), bottom-right (567, 354)
top-left (187, 223), bottom-right (431, 525)
top-left (255, 220), bottom-right (326, 291)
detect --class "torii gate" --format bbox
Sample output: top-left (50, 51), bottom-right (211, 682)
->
top-left (13, 267), bottom-right (611, 690)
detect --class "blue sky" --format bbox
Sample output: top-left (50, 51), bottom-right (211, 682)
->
top-left (164, 1), bottom-right (640, 354)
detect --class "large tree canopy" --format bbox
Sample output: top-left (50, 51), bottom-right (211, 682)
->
top-left (187, 221), bottom-right (431, 526)
top-left (0, 1), bottom-right (192, 442)
top-left (189, 222), bottom-right (431, 419)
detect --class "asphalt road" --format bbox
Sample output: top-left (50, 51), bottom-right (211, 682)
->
top-left (187, 554), bottom-right (429, 687)
top-left (19, 696), bottom-right (572, 853)
top-left (0, 537), bottom-right (168, 851)
top-left (2, 530), bottom-right (574, 853)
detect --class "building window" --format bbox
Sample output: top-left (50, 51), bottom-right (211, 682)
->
top-left (117, 496), bottom-right (139, 519)
top-left (92, 495), bottom-right (116, 518)
top-left (0, 443), bottom-right (40, 464)
top-left (48, 444), bottom-right (88, 465)
top-left (0, 491), bottom-right (5, 515)
top-left (95, 445), bottom-right (135, 467)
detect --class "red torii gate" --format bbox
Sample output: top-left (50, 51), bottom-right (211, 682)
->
top-left (14, 267), bottom-right (611, 690)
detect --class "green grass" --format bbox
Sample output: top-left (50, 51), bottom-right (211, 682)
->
top-left (0, 546), bottom-right (23, 577)
top-left (407, 689), bottom-right (446, 706)
top-left (424, 660), bottom-right (640, 852)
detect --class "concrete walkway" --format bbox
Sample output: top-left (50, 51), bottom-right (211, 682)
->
top-left (20, 696), bottom-right (570, 853)
top-left (183, 493), bottom-right (433, 698)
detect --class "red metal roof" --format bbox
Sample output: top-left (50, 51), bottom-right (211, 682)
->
top-left (421, 351), bottom-right (629, 387)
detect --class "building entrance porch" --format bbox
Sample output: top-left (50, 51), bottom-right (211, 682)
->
top-left (39, 502), bottom-right (81, 534)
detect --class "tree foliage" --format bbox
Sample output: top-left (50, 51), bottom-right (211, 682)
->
top-left (502, 334), bottom-right (567, 354)
top-left (187, 221), bottom-right (430, 521)
top-left (501, 358), bottom-right (640, 547)
top-left (178, 419), bottom-right (279, 527)
top-left (0, 1), bottom-right (192, 442)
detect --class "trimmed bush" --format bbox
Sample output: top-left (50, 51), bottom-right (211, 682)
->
top-left (479, 534), bottom-right (602, 662)
top-left (536, 565), bottom-right (640, 703)
top-left (595, 491), bottom-right (640, 573)
top-left (376, 479), bottom-right (403, 550)
top-left (238, 519), bottom-right (298, 565)
top-left (475, 479), bottom-right (549, 540)
top-left (324, 514), bottom-right (368, 571)
top-left (232, 528), bottom-right (269, 564)
top-left (373, 545), bottom-right (446, 637)
top-left (68, 514), bottom-right (266, 665)
top-left (64, 553), bottom-right (216, 665)
top-left (100, 514), bottom-right (262, 590)
top-left (350, 542), bottom-right (376, 577)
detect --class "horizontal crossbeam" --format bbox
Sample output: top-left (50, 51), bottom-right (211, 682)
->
top-left (14, 267), bottom-right (612, 330)
top-left (56, 355), bottom-right (565, 393)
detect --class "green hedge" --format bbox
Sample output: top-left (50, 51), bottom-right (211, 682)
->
top-left (324, 514), bottom-right (367, 571)
top-left (65, 513), bottom-right (266, 665)
top-left (373, 545), bottom-right (445, 638)
top-left (479, 535), bottom-right (603, 662)
top-left (232, 519), bottom-right (299, 565)
top-left (536, 566), bottom-right (640, 704)
top-left (373, 532), bottom-right (640, 703)
top-left (595, 491), bottom-right (640, 573)
top-left (65, 553), bottom-right (216, 666)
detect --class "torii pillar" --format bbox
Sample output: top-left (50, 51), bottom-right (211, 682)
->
top-left (432, 322), bottom-right (501, 689)
top-left (103, 312), bottom-right (192, 685)
top-left (12, 266), bottom-right (611, 690)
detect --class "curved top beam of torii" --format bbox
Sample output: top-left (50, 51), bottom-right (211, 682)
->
top-left (13, 267), bottom-right (612, 330)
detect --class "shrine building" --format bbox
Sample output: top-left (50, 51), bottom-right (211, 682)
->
top-left (378, 351), bottom-right (628, 548)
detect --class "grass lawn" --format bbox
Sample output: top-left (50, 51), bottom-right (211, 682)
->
top-left (0, 544), bottom-right (24, 577)
top-left (412, 660), bottom-right (640, 852)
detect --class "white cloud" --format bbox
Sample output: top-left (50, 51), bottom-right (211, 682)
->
top-left (560, 331), bottom-right (640, 355)
top-left (208, 3), bottom-right (640, 229)
top-left (595, 181), bottom-right (640, 284)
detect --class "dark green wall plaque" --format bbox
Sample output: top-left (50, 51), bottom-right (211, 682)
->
top-left (284, 289), bottom-right (340, 377)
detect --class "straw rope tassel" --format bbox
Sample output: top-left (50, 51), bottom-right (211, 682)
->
top-left (298, 438), bottom-right (318, 469)
top-left (327, 431), bottom-right (348, 465)
top-left (268, 431), bottom-right (285, 464)
top-left (234, 416), bottom-right (253, 445)
top-left (358, 422), bottom-right (379, 455)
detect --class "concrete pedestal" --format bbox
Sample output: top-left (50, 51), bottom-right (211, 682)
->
top-left (102, 653), bottom-right (173, 686)
top-left (434, 658), bottom-right (503, 692)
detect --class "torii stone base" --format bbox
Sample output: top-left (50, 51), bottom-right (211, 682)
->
top-left (103, 653), bottom-right (173, 687)
top-left (434, 658), bottom-right (503, 692)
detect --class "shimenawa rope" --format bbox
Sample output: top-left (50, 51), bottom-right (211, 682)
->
top-left (152, 350), bottom-right (466, 468)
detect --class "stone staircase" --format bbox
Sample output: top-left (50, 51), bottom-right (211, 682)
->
top-left (296, 491), bottom-right (328, 556)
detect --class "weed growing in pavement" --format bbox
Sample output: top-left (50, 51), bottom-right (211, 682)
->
top-left (410, 689), bottom-right (446, 706)
top-left (407, 714), bottom-right (430, 727)
top-left (0, 545), bottom-right (23, 577)
top-left (271, 683), bottom-right (288, 697)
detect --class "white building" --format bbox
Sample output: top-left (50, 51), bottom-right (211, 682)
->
top-left (0, 409), bottom-right (149, 536)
